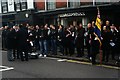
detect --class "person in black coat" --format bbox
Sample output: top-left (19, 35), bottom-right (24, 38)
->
top-left (67, 25), bottom-right (76, 56)
top-left (12, 25), bottom-right (21, 59)
top-left (63, 27), bottom-right (72, 55)
top-left (49, 25), bottom-right (57, 55)
top-left (57, 25), bottom-right (64, 55)
top-left (38, 24), bottom-right (49, 57)
top-left (109, 24), bottom-right (118, 60)
top-left (101, 26), bottom-right (111, 62)
top-left (17, 25), bottom-right (29, 61)
top-left (101, 21), bottom-right (111, 62)
top-left (2, 26), bottom-right (8, 50)
top-left (6, 27), bottom-right (15, 61)
top-left (91, 30), bottom-right (100, 65)
top-left (34, 25), bottom-right (40, 50)
top-left (75, 23), bottom-right (85, 57)
top-left (85, 23), bottom-right (94, 59)
top-left (116, 26), bottom-right (120, 64)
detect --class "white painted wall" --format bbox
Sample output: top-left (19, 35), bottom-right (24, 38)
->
top-left (0, 1), bottom-right (2, 13)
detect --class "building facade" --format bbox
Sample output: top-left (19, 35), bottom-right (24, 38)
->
top-left (0, 0), bottom-right (120, 28)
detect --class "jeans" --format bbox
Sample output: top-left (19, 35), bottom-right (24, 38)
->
top-left (51, 39), bottom-right (57, 54)
top-left (39, 40), bottom-right (48, 55)
top-left (7, 49), bottom-right (13, 61)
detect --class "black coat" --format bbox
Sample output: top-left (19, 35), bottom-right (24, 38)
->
top-left (17, 28), bottom-right (29, 50)
top-left (11, 29), bottom-right (20, 49)
top-left (49, 28), bottom-right (57, 40)
top-left (85, 27), bottom-right (94, 47)
top-left (6, 30), bottom-right (15, 49)
top-left (38, 28), bottom-right (49, 40)
top-left (75, 28), bottom-right (85, 47)
top-left (28, 30), bottom-right (36, 41)
top-left (91, 32), bottom-right (100, 54)
top-left (101, 30), bottom-right (111, 50)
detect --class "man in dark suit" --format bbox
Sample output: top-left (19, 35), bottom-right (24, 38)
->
top-left (2, 26), bottom-right (8, 50)
top-left (12, 25), bottom-right (20, 59)
top-left (17, 24), bottom-right (29, 61)
top-left (75, 23), bottom-right (85, 57)
top-left (85, 23), bottom-right (94, 59)
top-left (6, 27), bottom-right (15, 61)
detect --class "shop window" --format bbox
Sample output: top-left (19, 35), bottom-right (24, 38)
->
top-left (47, 0), bottom-right (56, 10)
top-left (68, 0), bottom-right (80, 8)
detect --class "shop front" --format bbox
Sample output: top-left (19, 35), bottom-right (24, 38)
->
top-left (35, 3), bottom-right (120, 28)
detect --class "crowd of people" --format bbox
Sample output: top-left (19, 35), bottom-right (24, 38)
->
top-left (1, 20), bottom-right (120, 65)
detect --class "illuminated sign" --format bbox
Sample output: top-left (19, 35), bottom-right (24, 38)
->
top-left (59, 12), bottom-right (85, 17)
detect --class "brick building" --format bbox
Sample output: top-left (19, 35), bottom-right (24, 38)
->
top-left (0, 0), bottom-right (120, 28)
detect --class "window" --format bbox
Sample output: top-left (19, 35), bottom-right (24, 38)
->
top-left (68, 0), bottom-right (80, 8)
top-left (20, 0), bottom-right (27, 10)
top-left (15, 0), bottom-right (21, 11)
top-left (95, 0), bottom-right (110, 5)
top-left (2, 0), bottom-right (8, 13)
top-left (16, 0), bottom-right (20, 3)
top-left (47, 0), bottom-right (56, 10)
top-left (80, 0), bottom-right (93, 6)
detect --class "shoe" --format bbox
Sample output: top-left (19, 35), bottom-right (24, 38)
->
top-left (89, 57), bottom-right (92, 61)
top-left (39, 54), bottom-right (42, 57)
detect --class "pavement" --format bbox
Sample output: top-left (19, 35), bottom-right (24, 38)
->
top-left (1, 50), bottom-right (119, 79)
top-left (47, 49), bottom-right (119, 67)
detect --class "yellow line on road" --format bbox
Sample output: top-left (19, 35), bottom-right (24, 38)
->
top-left (66, 60), bottom-right (119, 70)
top-left (96, 65), bottom-right (120, 70)
top-left (66, 60), bottom-right (92, 65)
